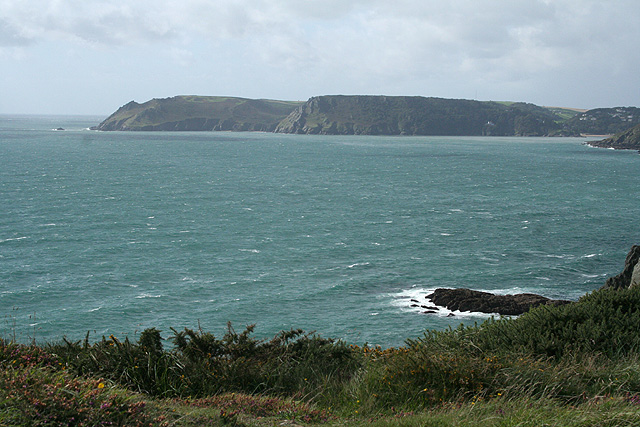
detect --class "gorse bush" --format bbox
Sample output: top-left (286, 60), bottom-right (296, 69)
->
top-left (49, 322), bottom-right (361, 400)
top-left (349, 286), bottom-right (640, 411)
top-left (475, 286), bottom-right (640, 359)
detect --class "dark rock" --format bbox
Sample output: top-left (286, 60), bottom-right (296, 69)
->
top-left (603, 245), bottom-right (640, 289)
top-left (427, 288), bottom-right (571, 316)
top-left (423, 310), bottom-right (438, 314)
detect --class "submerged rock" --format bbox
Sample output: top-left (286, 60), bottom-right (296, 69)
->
top-left (426, 288), bottom-right (571, 316)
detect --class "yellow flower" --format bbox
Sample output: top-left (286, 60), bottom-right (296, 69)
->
top-left (98, 382), bottom-right (105, 389)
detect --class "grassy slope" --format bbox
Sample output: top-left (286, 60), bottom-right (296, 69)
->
top-left (3, 285), bottom-right (640, 425)
top-left (96, 96), bottom-right (302, 131)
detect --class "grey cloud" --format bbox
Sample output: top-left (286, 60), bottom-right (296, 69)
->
top-left (2, 0), bottom-right (639, 109)
top-left (0, 18), bottom-right (33, 46)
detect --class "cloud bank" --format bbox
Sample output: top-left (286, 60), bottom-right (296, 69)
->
top-left (1, 0), bottom-right (639, 114)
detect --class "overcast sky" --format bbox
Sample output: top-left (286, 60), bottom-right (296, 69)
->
top-left (1, 0), bottom-right (639, 115)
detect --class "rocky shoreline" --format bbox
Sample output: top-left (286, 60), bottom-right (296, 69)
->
top-left (419, 245), bottom-right (640, 317)
top-left (424, 288), bottom-right (571, 316)
top-left (586, 123), bottom-right (640, 153)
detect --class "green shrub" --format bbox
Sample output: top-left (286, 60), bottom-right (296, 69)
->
top-left (50, 323), bottom-right (361, 400)
top-left (476, 286), bottom-right (640, 359)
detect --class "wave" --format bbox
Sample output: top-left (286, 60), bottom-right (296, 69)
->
top-left (347, 262), bottom-right (371, 269)
top-left (388, 287), bottom-right (496, 319)
top-left (135, 293), bottom-right (165, 299)
top-left (0, 236), bottom-right (29, 244)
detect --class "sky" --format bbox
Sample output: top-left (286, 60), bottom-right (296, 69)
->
top-left (1, 0), bottom-right (639, 116)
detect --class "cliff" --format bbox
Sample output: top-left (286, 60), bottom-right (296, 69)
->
top-left (93, 96), bottom-right (303, 131)
top-left (274, 95), bottom-right (564, 136)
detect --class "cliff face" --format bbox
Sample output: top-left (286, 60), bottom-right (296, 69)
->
top-left (94, 96), bottom-right (303, 132)
top-left (589, 123), bottom-right (640, 152)
top-left (274, 95), bottom-right (564, 136)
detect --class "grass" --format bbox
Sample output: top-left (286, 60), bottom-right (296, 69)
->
top-left (3, 286), bottom-right (640, 425)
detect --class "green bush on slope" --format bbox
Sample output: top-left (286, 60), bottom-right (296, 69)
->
top-left (49, 323), bottom-right (361, 400)
top-left (3, 285), bottom-right (640, 424)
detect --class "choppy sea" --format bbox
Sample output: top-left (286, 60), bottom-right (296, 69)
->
top-left (1, 115), bottom-right (639, 347)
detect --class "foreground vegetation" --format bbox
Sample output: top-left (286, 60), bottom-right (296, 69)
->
top-left (3, 286), bottom-right (640, 426)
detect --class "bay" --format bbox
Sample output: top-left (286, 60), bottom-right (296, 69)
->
top-left (1, 115), bottom-right (639, 347)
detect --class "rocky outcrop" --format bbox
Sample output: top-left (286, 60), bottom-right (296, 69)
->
top-left (426, 288), bottom-right (571, 316)
top-left (588, 123), bottom-right (640, 153)
top-left (603, 245), bottom-right (640, 289)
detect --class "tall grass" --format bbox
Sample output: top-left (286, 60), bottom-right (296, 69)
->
top-left (3, 286), bottom-right (640, 425)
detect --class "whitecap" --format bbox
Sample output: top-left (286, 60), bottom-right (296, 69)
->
top-left (239, 249), bottom-right (260, 253)
top-left (545, 254), bottom-right (572, 259)
top-left (347, 262), bottom-right (370, 268)
top-left (135, 293), bottom-right (163, 299)
top-left (0, 236), bottom-right (29, 243)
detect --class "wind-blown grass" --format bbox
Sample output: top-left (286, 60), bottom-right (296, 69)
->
top-left (3, 286), bottom-right (640, 425)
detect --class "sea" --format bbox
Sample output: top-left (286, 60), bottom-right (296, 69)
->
top-left (1, 115), bottom-right (639, 348)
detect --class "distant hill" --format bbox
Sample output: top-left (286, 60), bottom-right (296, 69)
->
top-left (562, 107), bottom-right (640, 135)
top-left (589, 123), bottom-right (640, 152)
top-left (94, 95), bottom-right (639, 138)
top-left (94, 96), bottom-right (303, 131)
top-left (274, 96), bottom-right (565, 136)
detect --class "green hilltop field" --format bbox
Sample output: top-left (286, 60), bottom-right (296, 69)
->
top-left (95, 96), bottom-right (303, 132)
